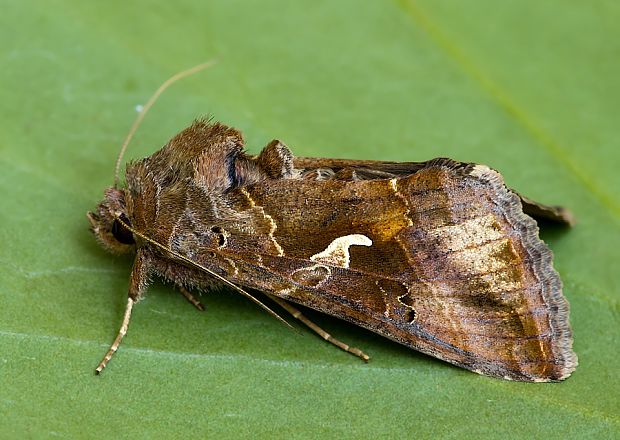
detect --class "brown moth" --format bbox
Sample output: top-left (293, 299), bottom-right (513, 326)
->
top-left (88, 66), bottom-right (577, 381)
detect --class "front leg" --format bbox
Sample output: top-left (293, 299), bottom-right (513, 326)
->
top-left (95, 248), bottom-right (152, 374)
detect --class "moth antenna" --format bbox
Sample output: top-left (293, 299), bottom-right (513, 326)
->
top-left (115, 214), bottom-right (293, 329)
top-left (114, 60), bottom-right (218, 187)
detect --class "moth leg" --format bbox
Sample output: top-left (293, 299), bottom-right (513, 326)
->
top-left (267, 294), bottom-right (370, 362)
top-left (95, 249), bottom-right (151, 374)
top-left (95, 298), bottom-right (134, 374)
top-left (177, 285), bottom-right (205, 311)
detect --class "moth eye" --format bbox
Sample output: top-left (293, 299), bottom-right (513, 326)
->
top-left (111, 214), bottom-right (135, 245)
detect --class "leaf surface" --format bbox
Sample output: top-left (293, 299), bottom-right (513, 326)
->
top-left (1, 1), bottom-right (618, 438)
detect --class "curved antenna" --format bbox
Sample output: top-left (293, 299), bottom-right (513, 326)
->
top-left (115, 213), bottom-right (293, 329)
top-left (114, 60), bottom-right (218, 187)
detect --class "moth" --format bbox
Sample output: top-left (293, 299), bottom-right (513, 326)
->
top-left (88, 65), bottom-right (577, 381)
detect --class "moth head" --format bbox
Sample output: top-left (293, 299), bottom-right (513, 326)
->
top-left (87, 187), bottom-right (135, 254)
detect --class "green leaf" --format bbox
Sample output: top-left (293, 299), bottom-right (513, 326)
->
top-left (1, 1), bottom-right (618, 438)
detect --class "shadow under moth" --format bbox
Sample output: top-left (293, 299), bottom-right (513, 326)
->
top-left (88, 65), bottom-right (577, 382)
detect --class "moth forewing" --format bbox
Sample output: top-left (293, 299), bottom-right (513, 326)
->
top-left (208, 160), bottom-right (576, 382)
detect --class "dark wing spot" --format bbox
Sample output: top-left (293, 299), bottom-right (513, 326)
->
top-left (405, 308), bottom-right (417, 323)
